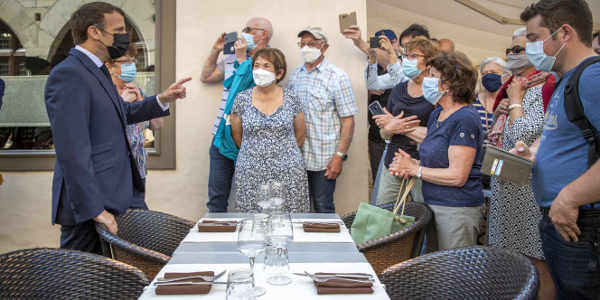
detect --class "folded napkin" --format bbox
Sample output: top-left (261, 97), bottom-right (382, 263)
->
top-left (313, 273), bottom-right (373, 295)
top-left (197, 220), bottom-right (238, 232)
top-left (303, 222), bottom-right (341, 233)
top-left (155, 271), bottom-right (214, 295)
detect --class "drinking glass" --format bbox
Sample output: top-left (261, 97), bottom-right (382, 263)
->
top-left (237, 218), bottom-right (267, 297)
top-left (269, 180), bottom-right (284, 212)
top-left (264, 213), bottom-right (293, 285)
top-left (226, 269), bottom-right (256, 300)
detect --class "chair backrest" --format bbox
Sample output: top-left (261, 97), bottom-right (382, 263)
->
top-left (95, 209), bottom-right (195, 279)
top-left (379, 246), bottom-right (539, 300)
top-left (112, 209), bottom-right (195, 256)
top-left (0, 248), bottom-right (149, 299)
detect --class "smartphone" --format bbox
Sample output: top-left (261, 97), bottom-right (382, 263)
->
top-left (338, 11), bottom-right (357, 33)
top-left (223, 32), bottom-right (237, 54)
top-left (369, 37), bottom-right (379, 49)
top-left (368, 101), bottom-right (385, 116)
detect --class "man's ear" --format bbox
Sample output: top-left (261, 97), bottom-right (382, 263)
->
top-left (87, 25), bottom-right (102, 42)
top-left (321, 43), bottom-right (329, 54)
top-left (276, 69), bottom-right (284, 80)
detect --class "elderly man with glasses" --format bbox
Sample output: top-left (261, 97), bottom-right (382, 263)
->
top-left (200, 17), bottom-right (273, 213)
top-left (288, 26), bottom-right (357, 213)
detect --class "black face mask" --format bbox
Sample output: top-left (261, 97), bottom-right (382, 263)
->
top-left (106, 32), bottom-right (130, 59)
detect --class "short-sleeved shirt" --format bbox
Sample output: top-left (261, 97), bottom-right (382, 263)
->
top-left (533, 60), bottom-right (600, 209)
top-left (288, 58), bottom-right (358, 171)
top-left (419, 106), bottom-right (484, 207)
top-left (212, 54), bottom-right (238, 135)
top-left (384, 81), bottom-right (434, 168)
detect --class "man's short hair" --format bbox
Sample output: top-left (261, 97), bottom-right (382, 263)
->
top-left (593, 31), bottom-right (600, 40)
top-left (399, 24), bottom-right (430, 42)
top-left (70, 2), bottom-right (126, 45)
top-left (520, 0), bottom-right (593, 46)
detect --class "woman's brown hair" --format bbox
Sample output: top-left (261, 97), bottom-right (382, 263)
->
top-left (251, 48), bottom-right (287, 83)
top-left (405, 36), bottom-right (439, 61)
top-left (427, 53), bottom-right (478, 104)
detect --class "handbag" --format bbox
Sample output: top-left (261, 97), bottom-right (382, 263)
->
top-left (350, 178), bottom-right (416, 245)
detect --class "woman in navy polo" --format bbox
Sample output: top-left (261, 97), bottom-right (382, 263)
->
top-left (389, 53), bottom-right (484, 250)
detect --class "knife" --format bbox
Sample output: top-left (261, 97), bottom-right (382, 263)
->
top-left (292, 272), bottom-right (373, 279)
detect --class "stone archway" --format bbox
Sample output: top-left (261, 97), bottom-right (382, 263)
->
top-left (0, 0), bottom-right (37, 57)
top-left (44, 0), bottom-right (155, 67)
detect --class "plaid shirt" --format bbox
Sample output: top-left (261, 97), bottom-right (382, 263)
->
top-left (288, 58), bottom-right (357, 171)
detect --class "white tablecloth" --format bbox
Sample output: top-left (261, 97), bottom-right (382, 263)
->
top-left (138, 262), bottom-right (389, 300)
top-left (182, 218), bottom-right (354, 244)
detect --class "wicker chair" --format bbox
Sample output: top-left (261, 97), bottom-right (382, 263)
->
top-left (95, 209), bottom-right (195, 279)
top-left (342, 201), bottom-right (432, 274)
top-left (379, 246), bottom-right (539, 300)
top-left (0, 248), bottom-right (149, 299)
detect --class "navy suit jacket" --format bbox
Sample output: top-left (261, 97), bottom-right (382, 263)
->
top-left (45, 48), bottom-right (169, 226)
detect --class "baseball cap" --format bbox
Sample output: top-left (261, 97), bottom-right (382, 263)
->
top-left (297, 26), bottom-right (328, 43)
top-left (375, 29), bottom-right (397, 41)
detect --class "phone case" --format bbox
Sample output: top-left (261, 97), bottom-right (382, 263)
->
top-left (339, 12), bottom-right (357, 34)
top-left (368, 101), bottom-right (384, 115)
top-left (481, 145), bottom-right (533, 185)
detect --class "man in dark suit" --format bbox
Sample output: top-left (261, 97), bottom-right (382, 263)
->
top-left (44, 2), bottom-right (190, 253)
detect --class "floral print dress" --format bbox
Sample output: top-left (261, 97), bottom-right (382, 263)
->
top-left (232, 88), bottom-right (310, 213)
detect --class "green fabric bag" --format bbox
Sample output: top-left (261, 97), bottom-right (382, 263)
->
top-left (350, 178), bottom-right (416, 245)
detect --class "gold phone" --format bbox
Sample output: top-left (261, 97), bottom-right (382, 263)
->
top-left (339, 12), bottom-right (357, 34)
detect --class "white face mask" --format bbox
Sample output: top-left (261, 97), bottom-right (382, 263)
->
top-left (252, 68), bottom-right (276, 87)
top-left (301, 46), bottom-right (322, 63)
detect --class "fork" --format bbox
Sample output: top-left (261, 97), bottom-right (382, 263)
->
top-left (155, 270), bottom-right (226, 284)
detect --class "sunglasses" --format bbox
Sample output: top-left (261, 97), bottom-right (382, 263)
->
top-left (506, 45), bottom-right (526, 55)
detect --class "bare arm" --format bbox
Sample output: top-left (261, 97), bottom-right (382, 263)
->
top-left (420, 145), bottom-right (476, 187)
top-left (200, 33), bottom-right (226, 83)
top-left (403, 126), bottom-right (428, 144)
top-left (337, 116), bottom-right (355, 154)
top-left (293, 112), bottom-right (306, 148)
top-left (230, 113), bottom-right (242, 148)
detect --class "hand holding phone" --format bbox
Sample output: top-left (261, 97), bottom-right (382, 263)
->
top-left (223, 32), bottom-right (238, 55)
top-left (369, 37), bottom-right (380, 49)
top-left (368, 101), bottom-right (385, 115)
top-left (339, 12), bottom-right (357, 34)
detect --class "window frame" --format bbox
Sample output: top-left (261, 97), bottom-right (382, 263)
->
top-left (0, 0), bottom-right (176, 171)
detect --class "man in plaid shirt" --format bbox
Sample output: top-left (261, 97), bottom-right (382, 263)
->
top-left (288, 26), bottom-right (357, 213)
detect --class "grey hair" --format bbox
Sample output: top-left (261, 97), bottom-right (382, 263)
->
top-left (512, 27), bottom-right (527, 40)
top-left (480, 56), bottom-right (507, 74)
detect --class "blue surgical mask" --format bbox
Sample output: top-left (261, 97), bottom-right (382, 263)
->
top-left (241, 32), bottom-right (257, 50)
top-left (120, 63), bottom-right (136, 82)
top-left (401, 58), bottom-right (422, 79)
top-left (526, 29), bottom-right (566, 72)
top-left (422, 77), bottom-right (446, 105)
top-left (481, 73), bottom-right (502, 92)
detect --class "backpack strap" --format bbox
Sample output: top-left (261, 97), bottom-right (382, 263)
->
top-left (563, 56), bottom-right (600, 168)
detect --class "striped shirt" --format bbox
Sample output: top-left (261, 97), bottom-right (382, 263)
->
top-left (288, 58), bottom-right (358, 171)
top-left (212, 54), bottom-right (238, 135)
top-left (472, 97), bottom-right (494, 136)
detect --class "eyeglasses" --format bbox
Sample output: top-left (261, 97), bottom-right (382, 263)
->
top-left (401, 53), bottom-right (424, 60)
top-left (506, 45), bottom-right (526, 55)
top-left (242, 26), bottom-right (265, 34)
top-left (297, 41), bottom-right (322, 48)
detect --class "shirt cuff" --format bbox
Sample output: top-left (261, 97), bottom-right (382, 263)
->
top-left (156, 95), bottom-right (169, 111)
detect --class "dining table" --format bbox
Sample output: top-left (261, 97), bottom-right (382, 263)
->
top-left (138, 212), bottom-right (391, 299)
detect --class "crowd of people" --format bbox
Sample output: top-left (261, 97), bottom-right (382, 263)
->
top-left (43, 0), bottom-right (599, 299)
top-left (199, 0), bottom-right (599, 298)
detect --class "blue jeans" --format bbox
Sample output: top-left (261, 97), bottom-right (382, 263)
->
top-left (307, 170), bottom-right (336, 213)
top-left (207, 138), bottom-right (235, 212)
top-left (539, 214), bottom-right (600, 300)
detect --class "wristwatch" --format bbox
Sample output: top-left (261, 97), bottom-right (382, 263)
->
top-left (336, 151), bottom-right (348, 161)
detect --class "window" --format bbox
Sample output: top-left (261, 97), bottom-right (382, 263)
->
top-left (0, 0), bottom-right (176, 170)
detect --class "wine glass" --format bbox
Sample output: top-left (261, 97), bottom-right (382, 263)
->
top-left (237, 218), bottom-right (267, 297)
top-left (269, 180), bottom-right (284, 212)
top-left (256, 183), bottom-right (272, 213)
